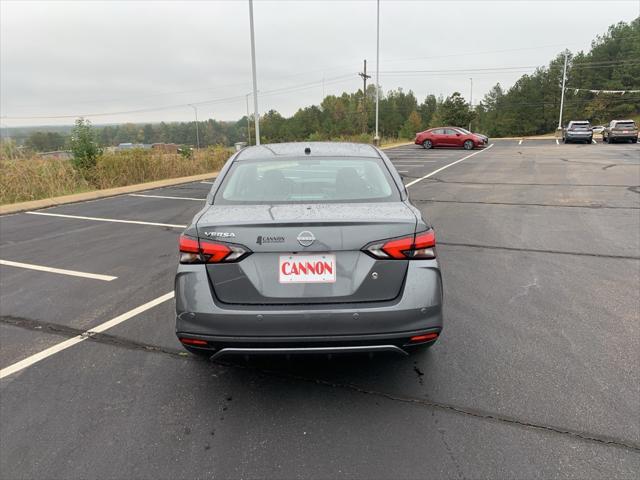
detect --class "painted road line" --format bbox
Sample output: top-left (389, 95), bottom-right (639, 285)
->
top-left (404, 144), bottom-right (494, 188)
top-left (519, 139), bottom-right (523, 145)
top-left (128, 194), bottom-right (205, 202)
top-left (0, 260), bottom-right (117, 282)
top-left (556, 138), bottom-right (560, 145)
top-left (592, 139), bottom-right (597, 144)
top-left (0, 292), bottom-right (174, 379)
top-left (25, 211), bottom-right (187, 229)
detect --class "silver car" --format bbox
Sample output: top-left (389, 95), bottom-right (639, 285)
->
top-left (175, 142), bottom-right (443, 360)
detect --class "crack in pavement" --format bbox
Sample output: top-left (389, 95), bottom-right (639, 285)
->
top-left (0, 315), bottom-right (187, 358)
top-left (2, 314), bottom-right (639, 453)
top-left (412, 198), bottom-right (639, 210)
top-left (437, 242), bottom-right (640, 260)
top-left (415, 178), bottom-right (639, 188)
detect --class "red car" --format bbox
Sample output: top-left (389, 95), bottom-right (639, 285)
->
top-left (415, 127), bottom-right (488, 150)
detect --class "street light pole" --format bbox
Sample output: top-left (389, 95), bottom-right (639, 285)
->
top-left (469, 77), bottom-right (473, 131)
top-left (558, 51), bottom-right (569, 130)
top-left (245, 93), bottom-right (252, 145)
top-left (374, 0), bottom-right (380, 145)
top-left (189, 104), bottom-right (200, 150)
top-left (248, 0), bottom-right (260, 145)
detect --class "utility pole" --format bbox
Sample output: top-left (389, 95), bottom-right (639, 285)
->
top-left (189, 104), bottom-right (200, 150)
top-left (245, 93), bottom-right (252, 145)
top-left (358, 59), bottom-right (371, 135)
top-left (558, 51), bottom-right (569, 131)
top-left (469, 77), bottom-right (473, 131)
top-left (248, 0), bottom-right (260, 145)
top-left (374, 0), bottom-right (380, 145)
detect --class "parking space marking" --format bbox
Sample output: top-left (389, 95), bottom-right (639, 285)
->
top-left (519, 139), bottom-right (523, 145)
top-left (592, 139), bottom-right (597, 144)
top-left (25, 211), bottom-right (187, 229)
top-left (556, 139), bottom-right (560, 145)
top-left (0, 259), bottom-right (117, 282)
top-left (128, 194), bottom-right (205, 202)
top-left (404, 144), bottom-right (494, 188)
top-left (0, 292), bottom-right (174, 379)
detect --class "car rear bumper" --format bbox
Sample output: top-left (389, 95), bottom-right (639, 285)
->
top-left (175, 260), bottom-right (443, 355)
top-left (565, 133), bottom-right (592, 141)
top-left (609, 133), bottom-right (638, 140)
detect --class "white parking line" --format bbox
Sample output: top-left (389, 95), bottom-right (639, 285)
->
top-left (518, 139), bottom-right (523, 145)
top-left (556, 139), bottom-right (560, 145)
top-left (592, 139), bottom-right (597, 144)
top-left (391, 160), bottom-right (437, 163)
top-left (0, 292), bottom-right (174, 379)
top-left (25, 211), bottom-right (187, 229)
top-left (128, 194), bottom-right (205, 202)
top-left (404, 144), bottom-right (494, 188)
top-left (0, 260), bottom-right (117, 282)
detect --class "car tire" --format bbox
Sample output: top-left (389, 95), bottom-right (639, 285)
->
top-left (463, 140), bottom-right (474, 150)
top-left (633, 138), bottom-right (638, 143)
top-left (422, 140), bottom-right (433, 149)
top-left (182, 346), bottom-right (214, 359)
top-left (588, 137), bottom-right (593, 144)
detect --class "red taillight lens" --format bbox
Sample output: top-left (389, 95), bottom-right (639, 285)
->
top-left (363, 230), bottom-right (436, 260)
top-left (408, 332), bottom-right (439, 343)
top-left (179, 337), bottom-right (208, 346)
top-left (200, 240), bottom-right (232, 263)
top-left (179, 235), bottom-right (250, 264)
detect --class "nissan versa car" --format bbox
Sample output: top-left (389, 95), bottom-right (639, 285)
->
top-left (415, 127), bottom-right (488, 149)
top-left (175, 142), bottom-right (443, 360)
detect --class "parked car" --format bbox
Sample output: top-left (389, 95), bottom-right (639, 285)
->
top-left (591, 125), bottom-right (606, 135)
top-left (415, 127), bottom-right (488, 150)
top-left (457, 127), bottom-right (490, 145)
top-left (602, 120), bottom-right (638, 143)
top-left (562, 121), bottom-right (593, 144)
top-left (175, 142), bottom-right (443, 360)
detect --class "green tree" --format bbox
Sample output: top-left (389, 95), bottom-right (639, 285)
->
top-left (25, 131), bottom-right (66, 152)
top-left (399, 110), bottom-right (422, 138)
top-left (438, 92), bottom-right (474, 127)
top-left (70, 118), bottom-right (102, 171)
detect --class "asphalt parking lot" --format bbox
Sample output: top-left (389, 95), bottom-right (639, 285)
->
top-left (1, 139), bottom-right (639, 479)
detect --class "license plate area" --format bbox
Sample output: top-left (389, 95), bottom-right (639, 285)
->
top-left (279, 254), bottom-right (336, 284)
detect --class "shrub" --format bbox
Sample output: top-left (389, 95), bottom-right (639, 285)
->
top-left (70, 118), bottom-right (102, 171)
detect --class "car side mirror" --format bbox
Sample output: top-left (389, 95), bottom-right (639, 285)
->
top-left (456, 133), bottom-right (461, 136)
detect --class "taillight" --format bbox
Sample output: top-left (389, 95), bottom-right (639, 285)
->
top-left (179, 235), bottom-right (250, 264)
top-left (363, 230), bottom-right (436, 260)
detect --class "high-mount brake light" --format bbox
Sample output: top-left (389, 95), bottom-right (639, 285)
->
top-left (179, 235), bottom-right (250, 264)
top-left (363, 230), bottom-right (436, 260)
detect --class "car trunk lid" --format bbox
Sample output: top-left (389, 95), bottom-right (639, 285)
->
top-left (197, 202), bottom-right (418, 304)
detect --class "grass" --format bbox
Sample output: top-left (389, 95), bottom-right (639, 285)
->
top-left (0, 146), bottom-right (232, 205)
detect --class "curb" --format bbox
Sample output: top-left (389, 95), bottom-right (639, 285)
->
top-left (0, 172), bottom-right (219, 215)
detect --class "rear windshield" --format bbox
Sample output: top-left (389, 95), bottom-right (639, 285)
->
top-left (615, 122), bottom-right (636, 129)
top-left (214, 157), bottom-right (400, 204)
top-left (570, 122), bottom-right (591, 129)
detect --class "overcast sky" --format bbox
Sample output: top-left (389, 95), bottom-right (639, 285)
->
top-left (1, 0), bottom-right (638, 127)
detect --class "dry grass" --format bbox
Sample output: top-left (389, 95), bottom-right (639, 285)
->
top-left (0, 146), bottom-right (232, 205)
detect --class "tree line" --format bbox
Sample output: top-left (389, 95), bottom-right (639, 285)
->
top-left (15, 17), bottom-right (639, 152)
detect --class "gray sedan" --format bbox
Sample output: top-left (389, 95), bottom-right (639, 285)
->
top-left (175, 142), bottom-right (443, 360)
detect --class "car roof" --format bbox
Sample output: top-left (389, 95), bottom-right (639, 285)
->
top-left (613, 119), bottom-right (635, 123)
top-left (235, 142), bottom-right (380, 161)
